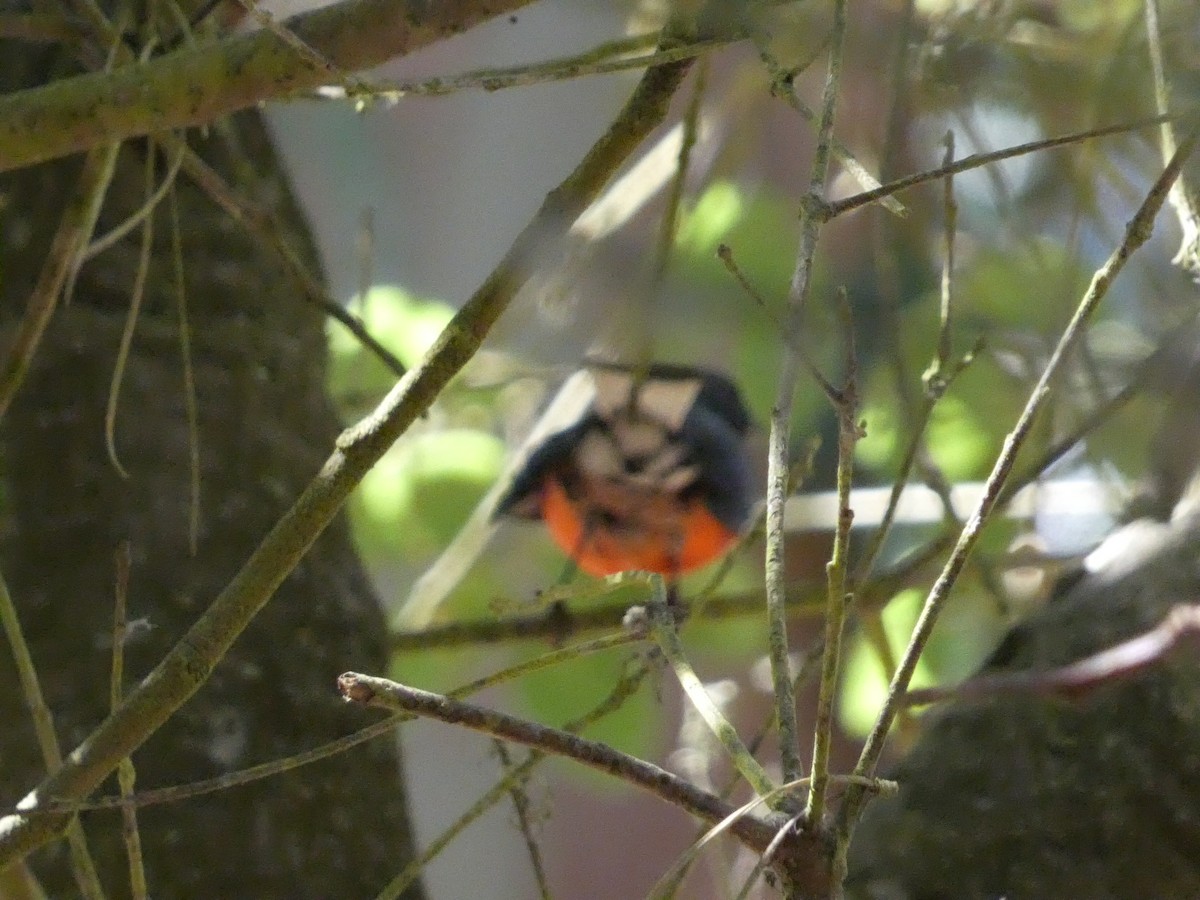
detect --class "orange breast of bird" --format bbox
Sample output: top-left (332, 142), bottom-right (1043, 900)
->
top-left (495, 363), bottom-right (754, 580)
top-left (540, 475), bottom-right (739, 577)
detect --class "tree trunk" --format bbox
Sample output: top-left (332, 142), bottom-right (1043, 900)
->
top-left (0, 37), bottom-right (424, 900)
top-left (846, 508), bottom-right (1200, 898)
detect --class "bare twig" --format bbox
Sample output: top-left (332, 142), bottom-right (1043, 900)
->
top-left (717, 244), bottom-right (839, 399)
top-left (643, 591), bottom-right (776, 800)
top-left (374, 654), bottom-right (654, 899)
top-left (826, 114), bottom-right (1180, 219)
top-left (753, 36), bottom-right (904, 216)
top-left (111, 542), bottom-right (147, 900)
top-left (62, 0), bottom-right (114, 41)
top-left (805, 285), bottom-right (859, 831)
top-left (104, 145), bottom-right (158, 479)
top-left (1144, 0), bottom-right (1200, 275)
top-left (648, 773), bottom-right (895, 900)
top-left (734, 813), bottom-right (804, 900)
top-left (82, 138), bottom-right (186, 262)
top-left (339, 672), bottom-right (790, 856)
top-left (849, 346), bottom-right (978, 593)
top-left (50, 1), bottom-right (412, 385)
top-left (0, 567), bottom-right (105, 899)
top-left (168, 182), bottom-right (202, 555)
top-left (231, 0), bottom-right (361, 98)
top-left (653, 55), bottom-right (707, 284)
top-left (849, 133), bottom-right (969, 741)
top-left (904, 604), bottom-right (1200, 706)
top-left (388, 527), bottom-right (958, 653)
top-left (0, 860), bottom-right (51, 900)
top-left (320, 35), bottom-right (727, 100)
top-left (493, 741), bottom-right (551, 900)
top-left (764, 0), bottom-right (848, 796)
top-left (164, 138), bottom-right (410, 379)
top-left (0, 142), bottom-right (119, 422)
top-left (933, 132), bottom-right (958, 378)
top-left (1000, 315), bottom-right (1200, 505)
top-left (10, 630), bottom-right (641, 820)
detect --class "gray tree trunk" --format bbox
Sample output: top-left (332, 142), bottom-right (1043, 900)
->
top-left (846, 498), bottom-right (1200, 898)
top-left (0, 36), bottom-right (424, 900)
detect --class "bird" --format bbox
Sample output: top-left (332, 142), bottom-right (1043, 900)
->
top-left (495, 362), bottom-right (755, 579)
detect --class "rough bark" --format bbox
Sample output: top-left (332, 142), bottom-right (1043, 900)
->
top-left (845, 508), bottom-right (1200, 898)
top-left (0, 34), bottom-right (424, 900)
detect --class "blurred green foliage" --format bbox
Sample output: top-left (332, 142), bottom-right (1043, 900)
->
top-left (329, 286), bottom-right (506, 562)
top-left (356, 428), bottom-right (505, 559)
top-left (326, 0), bottom-right (1198, 785)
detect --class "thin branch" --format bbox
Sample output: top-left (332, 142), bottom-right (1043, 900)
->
top-left (82, 137), bottom-right (186, 262)
top-left (764, 0), bottom-right (848, 794)
top-left (648, 774), bottom-right (895, 900)
top-left (169, 181), bottom-right (202, 555)
top-left (46, 1), bottom-right (412, 385)
top-left (805, 286), bottom-right (859, 831)
top-left (643, 593), bottom-right (776, 800)
top-left (389, 528), bottom-right (958, 653)
top-left (653, 55), bottom-right (707, 285)
top-left (657, 638), bottom-right (828, 897)
top-left (1144, 0), bottom-right (1200, 276)
top-left (62, 0), bottom-right (115, 42)
top-left (11, 631), bottom-right (640, 819)
top-left (110, 542), bottom-right (147, 900)
top-left (493, 741), bottom-right (551, 900)
top-left (826, 114), bottom-right (1181, 219)
top-left (378, 758), bottom-right (531, 899)
top-left (232, 0), bottom-right (360, 98)
top-left (0, 565), bottom-right (106, 900)
top-left (339, 672), bottom-right (791, 856)
top-left (0, 142), bottom-right (119, 422)
top-left (43, 0), bottom-right (407, 407)
top-left (933, 132), bottom-right (957, 378)
top-left (320, 35), bottom-right (727, 100)
top-left (0, 52), bottom-right (694, 867)
top-left (717, 243), bottom-right (838, 399)
top-left (633, 48), bottom-right (709, 363)
top-left (0, 860), bottom-right (50, 900)
top-left (734, 813), bottom-right (804, 900)
top-left (374, 655), bottom-right (654, 899)
top-left (999, 315), bottom-right (1200, 505)
top-left (753, 36), bottom-right (904, 216)
top-left (863, 0), bottom-right (923, 523)
top-left (832, 129), bottom-right (1200, 870)
top-left (904, 603), bottom-right (1200, 706)
top-left (104, 144), bottom-right (157, 479)
top-left (848, 133), bottom-right (969, 741)
top-left (849, 347), bottom-right (977, 591)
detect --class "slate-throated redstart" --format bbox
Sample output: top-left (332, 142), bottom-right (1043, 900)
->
top-left (496, 362), bottom-right (754, 578)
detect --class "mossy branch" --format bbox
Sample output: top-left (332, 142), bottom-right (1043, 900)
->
top-left (0, 0), bottom-right (534, 172)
